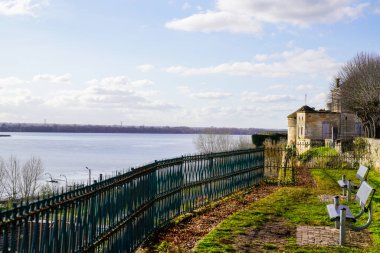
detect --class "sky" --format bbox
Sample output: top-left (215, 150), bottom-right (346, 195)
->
top-left (0, 0), bottom-right (379, 129)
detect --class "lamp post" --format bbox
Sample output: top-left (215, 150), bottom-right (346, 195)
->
top-left (85, 167), bottom-right (91, 186)
top-left (60, 174), bottom-right (68, 190)
top-left (45, 172), bottom-right (58, 191)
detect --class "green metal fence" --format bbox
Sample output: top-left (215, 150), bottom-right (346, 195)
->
top-left (0, 148), bottom-right (264, 253)
top-left (263, 147), bottom-right (296, 184)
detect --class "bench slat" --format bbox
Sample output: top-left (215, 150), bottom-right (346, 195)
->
top-left (337, 179), bottom-right (356, 189)
top-left (327, 204), bottom-right (356, 221)
top-left (337, 164), bottom-right (369, 192)
top-left (356, 181), bottom-right (375, 209)
top-left (357, 165), bottom-right (369, 182)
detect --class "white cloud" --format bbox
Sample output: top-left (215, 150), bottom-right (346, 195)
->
top-left (85, 76), bottom-right (152, 89)
top-left (0, 0), bottom-right (48, 16)
top-left (238, 104), bottom-right (294, 117)
top-left (0, 88), bottom-right (43, 106)
top-left (131, 79), bottom-right (154, 87)
top-left (182, 103), bottom-right (294, 127)
top-left (191, 91), bottom-right (232, 99)
top-left (176, 86), bottom-right (191, 93)
top-left (374, 1), bottom-right (380, 13)
top-left (241, 91), bottom-right (297, 103)
top-left (33, 73), bottom-right (71, 83)
top-left (309, 92), bottom-right (328, 106)
top-left (177, 86), bottom-right (232, 100)
top-left (47, 76), bottom-right (177, 111)
top-left (137, 64), bottom-right (155, 73)
top-left (166, 0), bottom-right (368, 34)
top-left (268, 84), bottom-right (289, 90)
top-left (165, 47), bottom-right (340, 78)
top-left (166, 10), bottom-right (261, 34)
top-left (296, 84), bottom-right (315, 91)
top-left (0, 76), bottom-right (27, 87)
top-left (196, 106), bottom-right (238, 118)
top-left (254, 54), bottom-right (268, 61)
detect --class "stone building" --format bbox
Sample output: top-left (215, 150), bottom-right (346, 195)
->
top-left (287, 79), bottom-right (362, 151)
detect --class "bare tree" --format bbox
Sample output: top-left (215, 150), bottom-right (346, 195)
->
top-left (237, 136), bottom-right (256, 149)
top-left (337, 52), bottom-right (380, 138)
top-left (0, 158), bottom-right (5, 199)
top-left (19, 157), bottom-right (44, 200)
top-left (3, 156), bottom-right (21, 200)
top-left (194, 128), bottom-right (236, 153)
top-left (39, 182), bottom-right (53, 197)
top-left (1, 156), bottom-right (45, 201)
top-left (194, 128), bottom-right (254, 153)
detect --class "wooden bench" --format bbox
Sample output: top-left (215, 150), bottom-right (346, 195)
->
top-left (327, 180), bottom-right (376, 245)
top-left (337, 164), bottom-right (369, 201)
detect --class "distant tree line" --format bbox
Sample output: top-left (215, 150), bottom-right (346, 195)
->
top-left (0, 123), bottom-right (279, 135)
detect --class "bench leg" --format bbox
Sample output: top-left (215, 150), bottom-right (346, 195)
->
top-left (339, 208), bottom-right (346, 246)
top-left (347, 180), bottom-right (351, 201)
top-left (334, 196), bottom-right (340, 229)
top-left (342, 175), bottom-right (346, 196)
top-left (335, 220), bottom-right (340, 229)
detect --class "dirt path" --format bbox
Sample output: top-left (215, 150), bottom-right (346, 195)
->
top-left (137, 183), bottom-right (279, 252)
top-left (138, 166), bottom-right (312, 252)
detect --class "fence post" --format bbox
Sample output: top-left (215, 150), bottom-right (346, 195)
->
top-left (1, 216), bottom-right (9, 253)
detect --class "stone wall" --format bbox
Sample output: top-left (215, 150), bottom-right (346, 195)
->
top-left (304, 112), bottom-right (340, 140)
top-left (287, 117), bottom-right (296, 145)
top-left (365, 138), bottom-right (380, 171)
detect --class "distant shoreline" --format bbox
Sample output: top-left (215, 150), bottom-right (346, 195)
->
top-left (0, 123), bottom-right (285, 135)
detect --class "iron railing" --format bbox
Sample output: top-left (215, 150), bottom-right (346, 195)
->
top-left (0, 148), bottom-right (264, 253)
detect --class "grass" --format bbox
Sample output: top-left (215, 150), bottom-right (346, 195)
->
top-left (194, 168), bottom-right (380, 252)
top-left (297, 147), bottom-right (339, 163)
top-left (312, 168), bottom-right (380, 252)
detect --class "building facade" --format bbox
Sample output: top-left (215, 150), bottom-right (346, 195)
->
top-left (287, 79), bottom-right (362, 151)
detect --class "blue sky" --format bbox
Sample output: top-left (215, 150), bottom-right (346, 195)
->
top-left (0, 0), bottom-right (379, 129)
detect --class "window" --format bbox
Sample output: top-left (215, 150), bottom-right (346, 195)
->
top-left (322, 122), bottom-right (330, 139)
top-left (355, 122), bottom-right (362, 135)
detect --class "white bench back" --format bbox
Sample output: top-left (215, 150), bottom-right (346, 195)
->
top-left (357, 164), bottom-right (369, 182)
top-left (356, 181), bottom-right (375, 210)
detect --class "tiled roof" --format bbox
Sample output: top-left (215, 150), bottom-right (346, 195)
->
top-left (287, 105), bottom-right (316, 118)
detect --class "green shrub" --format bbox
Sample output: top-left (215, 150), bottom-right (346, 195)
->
top-left (297, 147), bottom-right (342, 169)
top-left (298, 147), bottom-right (338, 162)
top-left (353, 137), bottom-right (370, 160)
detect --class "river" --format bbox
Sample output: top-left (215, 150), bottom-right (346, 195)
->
top-left (0, 132), bottom-right (198, 184)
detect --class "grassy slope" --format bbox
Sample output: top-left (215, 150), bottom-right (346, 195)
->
top-left (195, 168), bottom-right (380, 253)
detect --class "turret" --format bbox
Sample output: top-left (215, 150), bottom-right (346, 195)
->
top-left (330, 78), bottom-right (341, 113)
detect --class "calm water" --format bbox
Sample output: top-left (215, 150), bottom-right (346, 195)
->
top-left (0, 132), bottom-right (198, 184)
